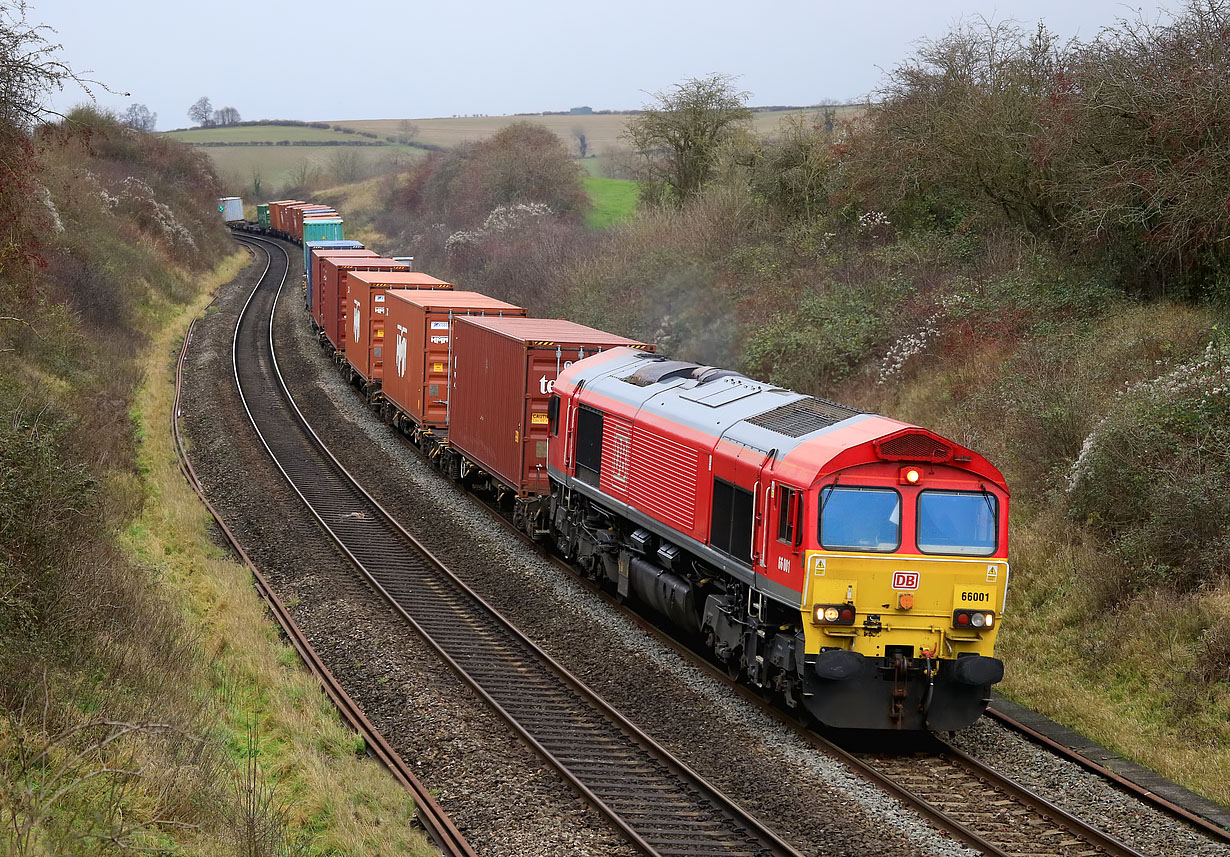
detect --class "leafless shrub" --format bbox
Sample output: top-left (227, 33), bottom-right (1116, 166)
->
top-left (1, 706), bottom-right (216, 855)
top-left (223, 720), bottom-right (310, 857)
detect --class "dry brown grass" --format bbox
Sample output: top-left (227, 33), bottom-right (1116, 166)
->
top-left (331, 106), bottom-right (864, 155)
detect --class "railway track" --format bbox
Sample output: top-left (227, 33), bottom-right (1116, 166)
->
top-left (173, 252), bottom-right (476, 857)
top-left (230, 235), bottom-right (802, 857)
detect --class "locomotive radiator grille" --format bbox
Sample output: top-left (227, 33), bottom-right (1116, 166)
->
top-left (745, 397), bottom-right (862, 438)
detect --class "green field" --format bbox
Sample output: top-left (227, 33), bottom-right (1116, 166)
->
top-left (165, 125), bottom-right (374, 144)
top-left (583, 176), bottom-right (639, 229)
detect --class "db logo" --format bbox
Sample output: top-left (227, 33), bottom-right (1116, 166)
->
top-left (892, 571), bottom-right (920, 590)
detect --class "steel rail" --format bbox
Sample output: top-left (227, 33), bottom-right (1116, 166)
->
top-left (176, 238), bottom-right (477, 857)
top-left (232, 234), bottom-right (803, 857)
top-left (984, 705), bottom-right (1230, 840)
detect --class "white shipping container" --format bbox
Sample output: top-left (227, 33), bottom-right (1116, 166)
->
top-left (218, 197), bottom-right (244, 222)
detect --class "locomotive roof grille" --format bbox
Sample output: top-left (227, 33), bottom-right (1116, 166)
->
top-left (874, 431), bottom-right (953, 462)
top-left (744, 397), bottom-right (863, 438)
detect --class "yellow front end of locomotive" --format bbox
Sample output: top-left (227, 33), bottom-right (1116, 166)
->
top-left (800, 551), bottom-right (1007, 660)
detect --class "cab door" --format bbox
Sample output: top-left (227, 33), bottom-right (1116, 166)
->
top-left (761, 474), bottom-right (805, 594)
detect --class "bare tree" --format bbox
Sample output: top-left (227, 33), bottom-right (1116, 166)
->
top-left (0, 1), bottom-right (114, 129)
top-left (624, 73), bottom-right (752, 203)
top-left (327, 147), bottom-right (365, 183)
top-left (187, 95), bottom-right (212, 127)
top-left (285, 159), bottom-right (319, 194)
top-left (213, 105), bottom-right (240, 126)
top-left (120, 102), bottom-right (156, 131)
top-left (572, 126), bottom-right (588, 159)
top-left (396, 119), bottom-right (419, 144)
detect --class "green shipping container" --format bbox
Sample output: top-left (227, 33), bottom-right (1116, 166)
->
top-left (257, 203), bottom-right (270, 227)
top-left (303, 217), bottom-right (344, 244)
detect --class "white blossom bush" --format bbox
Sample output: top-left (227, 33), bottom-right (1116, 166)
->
top-left (116, 176), bottom-right (198, 252)
top-left (1066, 337), bottom-right (1230, 593)
top-left (876, 294), bottom-right (965, 384)
top-left (445, 203), bottom-right (553, 255)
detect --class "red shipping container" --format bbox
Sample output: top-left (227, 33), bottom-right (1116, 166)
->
top-left (308, 249), bottom-right (378, 324)
top-left (318, 258), bottom-right (411, 352)
top-left (449, 317), bottom-right (652, 496)
top-left (344, 272), bottom-right (456, 384)
top-left (382, 290), bottom-right (525, 428)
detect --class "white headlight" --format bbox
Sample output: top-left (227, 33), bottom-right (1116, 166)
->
top-left (971, 613), bottom-right (986, 628)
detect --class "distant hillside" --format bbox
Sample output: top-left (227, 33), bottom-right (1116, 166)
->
top-left (165, 122), bottom-right (425, 196)
top-left (330, 105), bottom-right (861, 156)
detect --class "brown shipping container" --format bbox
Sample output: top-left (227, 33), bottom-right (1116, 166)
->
top-left (269, 200), bottom-right (303, 234)
top-left (319, 258), bottom-right (411, 352)
top-left (309, 249), bottom-right (378, 325)
top-left (450, 317), bottom-right (652, 496)
top-left (383, 290), bottom-right (524, 428)
top-left (345, 272), bottom-right (456, 384)
top-left (289, 204), bottom-right (332, 240)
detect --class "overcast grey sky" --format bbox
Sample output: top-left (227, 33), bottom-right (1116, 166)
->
top-left (37, 0), bottom-right (1168, 130)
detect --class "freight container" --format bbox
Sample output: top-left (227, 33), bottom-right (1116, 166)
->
top-left (257, 203), bottom-right (270, 227)
top-left (304, 241), bottom-right (364, 309)
top-left (268, 200), bottom-right (302, 235)
top-left (309, 249), bottom-right (379, 324)
top-left (218, 196), bottom-right (244, 222)
top-left (449, 317), bottom-right (651, 497)
top-left (382, 290), bottom-right (524, 428)
top-left (344, 272), bottom-right (457, 384)
top-left (302, 217), bottom-right (344, 245)
top-left (319, 258), bottom-right (412, 352)
top-left (288, 204), bottom-right (334, 241)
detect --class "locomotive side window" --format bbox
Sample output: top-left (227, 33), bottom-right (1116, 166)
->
top-left (547, 394), bottom-right (560, 437)
top-left (711, 478), bottom-right (754, 564)
top-left (575, 406), bottom-right (604, 486)
top-left (776, 486), bottom-right (798, 544)
top-left (819, 486), bottom-right (901, 552)
top-left (917, 490), bottom-right (998, 556)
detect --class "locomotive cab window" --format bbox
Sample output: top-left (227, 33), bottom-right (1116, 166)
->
top-left (776, 486), bottom-right (802, 545)
top-left (917, 490), bottom-right (998, 556)
top-left (819, 486), bottom-right (901, 552)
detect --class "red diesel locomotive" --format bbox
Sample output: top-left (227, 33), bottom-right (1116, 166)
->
top-left (545, 349), bottom-right (1008, 730)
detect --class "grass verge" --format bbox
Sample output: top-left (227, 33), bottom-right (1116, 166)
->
top-left (123, 252), bottom-right (434, 855)
top-left (584, 176), bottom-right (639, 229)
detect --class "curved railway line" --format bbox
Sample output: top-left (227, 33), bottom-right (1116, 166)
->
top-left (174, 246), bottom-right (477, 857)
top-left (227, 234), bottom-right (802, 857)
top-left (180, 233), bottom-right (1230, 857)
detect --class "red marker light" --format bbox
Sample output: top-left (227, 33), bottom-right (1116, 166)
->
top-left (956, 612), bottom-right (970, 626)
